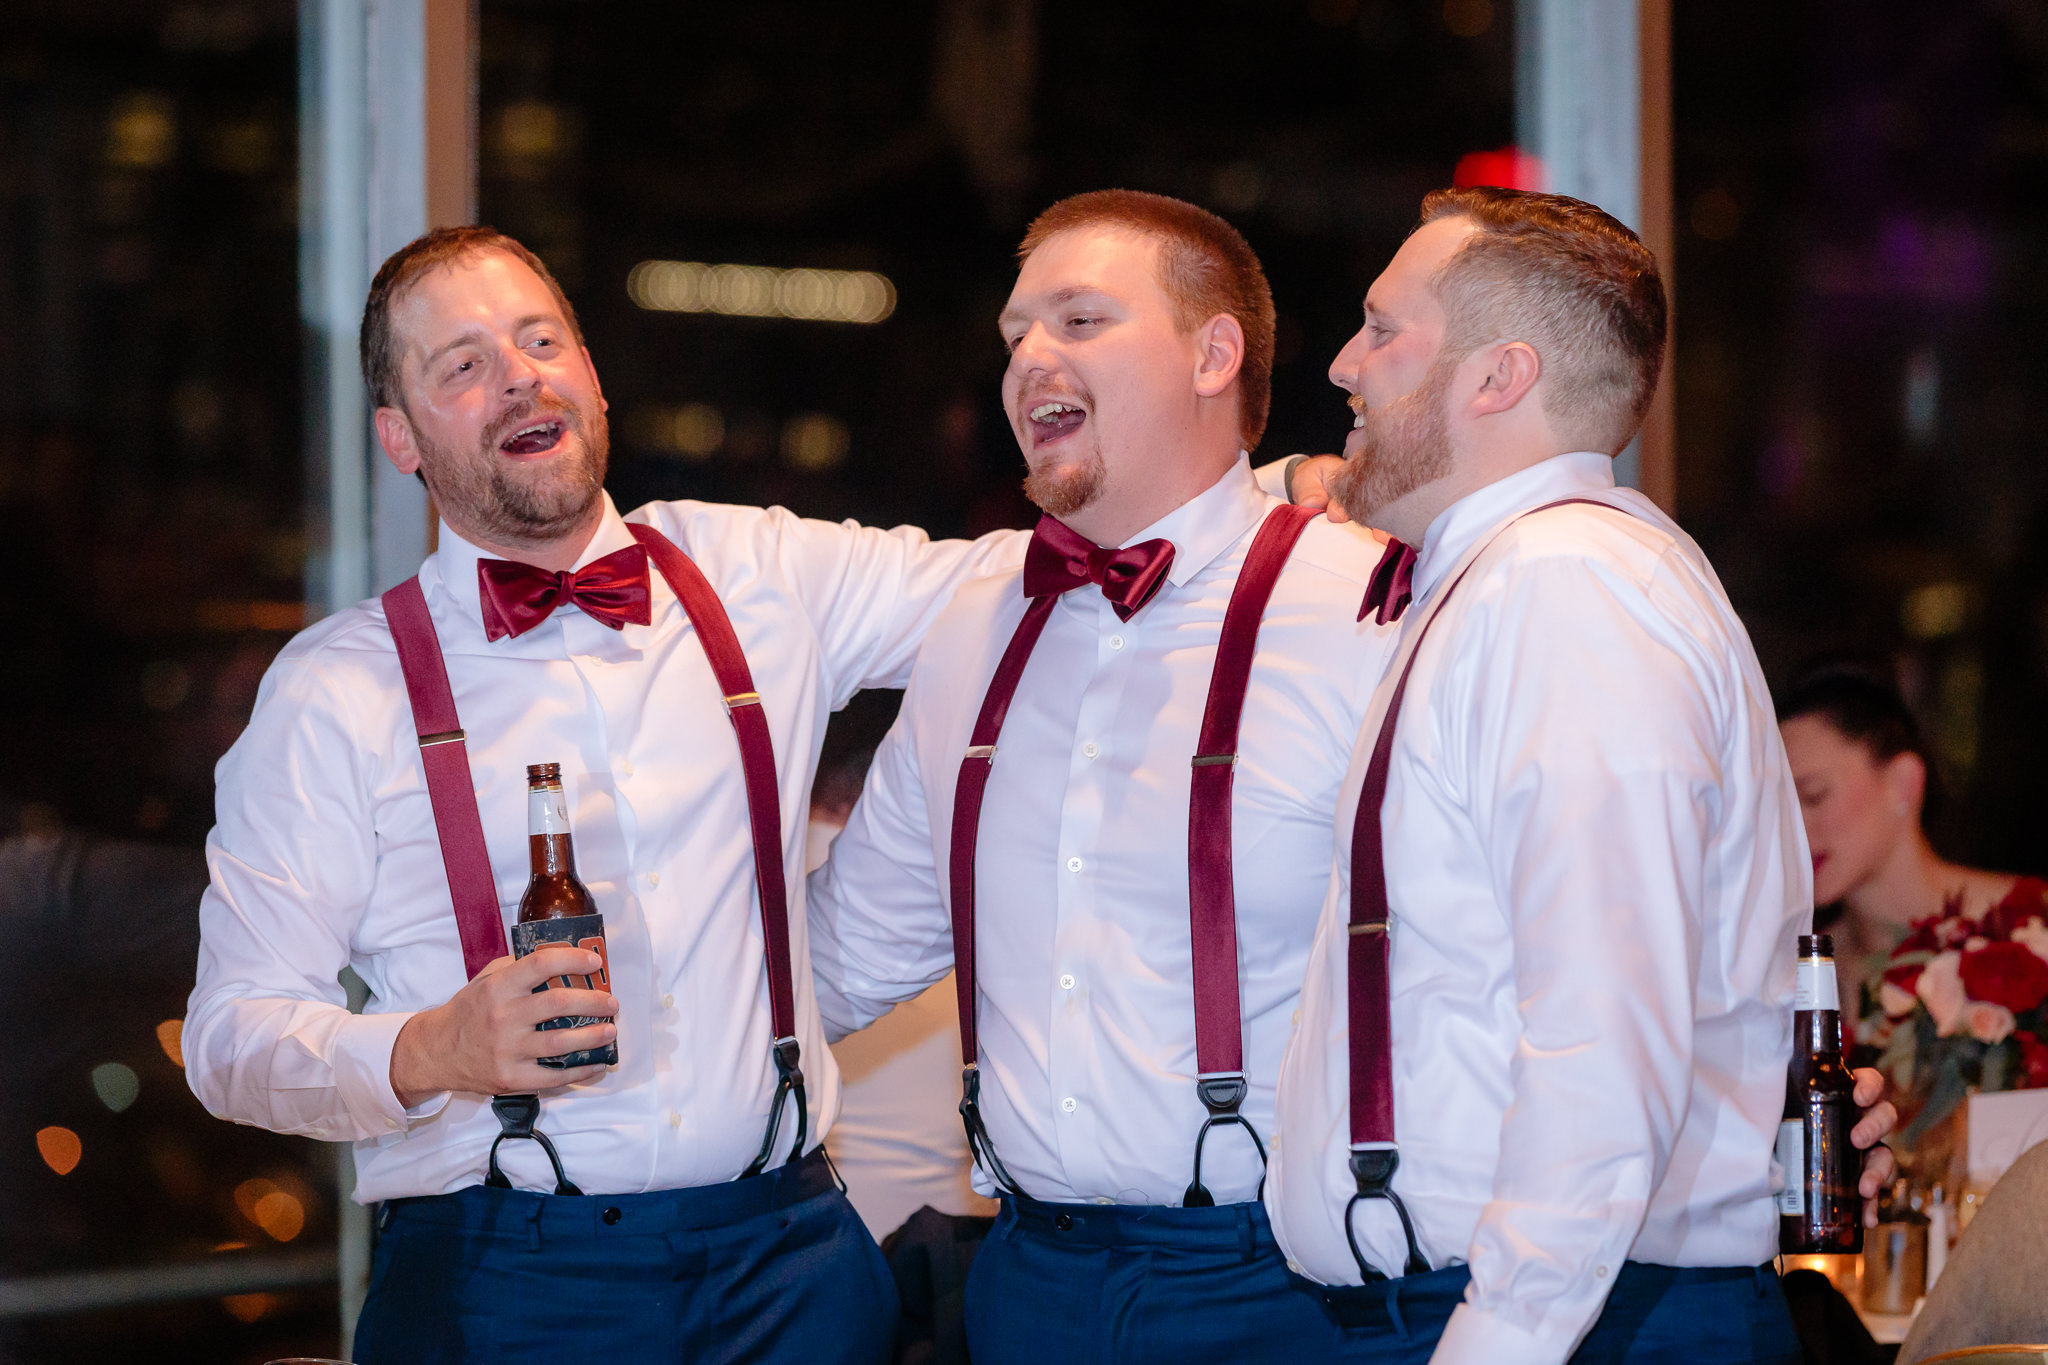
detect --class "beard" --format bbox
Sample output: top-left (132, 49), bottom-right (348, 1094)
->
top-left (1022, 445), bottom-right (1107, 519)
top-left (416, 394), bottom-right (610, 546)
top-left (1329, 356), bottom-right (1456, 527)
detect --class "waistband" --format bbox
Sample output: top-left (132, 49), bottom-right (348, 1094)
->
top-left (1001, 1192), bottom-right (1280, 1253)
top-left (382, 1146), bottom-right (839, 1241)
top-left (1310, 1260), bottom-right (1777, 1331)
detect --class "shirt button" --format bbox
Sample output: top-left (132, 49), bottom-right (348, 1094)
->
top-left (1066, 856), bottom-right (1083, 873)
top-left (619, 759), bottom-right (635, 777)
top-left (669, 1110), bottom-right (681, 1128)
top-left (647, 871), bottom-right (660, 887)
top-left (1594, 1265), bottom-right (1609, 1279)
top-left (1059, 973), bottom-right (1076, 991)
top-left (1061, 1096), bottom-right (1078, 1113)
top-left (1290, 1009), bottom-right (1301, 1027)
top-left (1092, 1196), bottom-right (1115, 1205)
top-left (1108, 634), bottom-right (1125, 651)
top-left (1286, 1259), bottom-right (1302, 1275)
top-left (662, 993), bottom-right (674, 1009)
top-left (1082, 741), bottom-right (1099, 759)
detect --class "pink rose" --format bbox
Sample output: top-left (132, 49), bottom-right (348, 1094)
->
top-left (1918, 950), bottom-right (1968, 1035)
top-left (1879, 980), bottom-right (1920, 1019)
top-left (1966, 1001), bottom-right (2017, 1046)
top-left (2013, 917), bottom-right (2048, 967)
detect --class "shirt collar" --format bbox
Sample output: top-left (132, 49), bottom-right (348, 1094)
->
top-left (418, 492), bottom-right (638, 638)
top-left (1410, 450), bottom-right (1616, 600)
top-left (1121, 452), bottom-right (1271, 588)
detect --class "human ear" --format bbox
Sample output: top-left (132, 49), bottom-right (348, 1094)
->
top-left (1193, 313), bottom-right (1246, 399)
top-left (1883, 750), bottom-right (1926, 823)
top-left (1470, 341), bottom-right (1541, 416)
top-left (375, 406), bottom-right (422, 475)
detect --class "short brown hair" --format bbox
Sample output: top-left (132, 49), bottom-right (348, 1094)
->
top-left (1417, 187), bottom-right (1666, 454)
top-left (1019, 190), bottom-right (1277, 450)
top-left (359, 226), bottom-right (586, 411)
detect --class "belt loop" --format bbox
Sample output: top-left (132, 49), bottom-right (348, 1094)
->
top-left (525, 1199), bottom-right (544, 1253)
top-left (1383, 1278), bottom-right (1409, 1340)
top-left (1238, 1205), bottom-right (1256, 1264)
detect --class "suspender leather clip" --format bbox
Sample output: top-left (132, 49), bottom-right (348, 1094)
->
top-left (1185, 1071), bottom-right (1266, 1209)
top-left (958, 1063), bottom-right (1026, 1198)
top-left (1349, 1144), bottom-right (1398, 1196)
top-left (484, 1093), bottom-right (583, 1197)
top-left (1196, 1071), bottom-right (1248, 1115)
top-left (772, 1034), bottom-right (803, 1087)
top-left (1344, 1143), bottom-right (1430, 1280)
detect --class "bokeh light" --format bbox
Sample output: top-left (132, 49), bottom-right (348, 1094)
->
top-left (37, 1126), bottom-right (83, 1175)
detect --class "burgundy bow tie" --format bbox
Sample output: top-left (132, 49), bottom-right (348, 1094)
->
top-left (478, 544), bottom-right (654, 642)
top-left (1022, 515), bottom-right (1176, 622)
top-left (1359, 536), bottom-right (1417, 625)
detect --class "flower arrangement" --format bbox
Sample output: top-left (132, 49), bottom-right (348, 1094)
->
top-left (1861, 878), bottom-right (2048, 1151)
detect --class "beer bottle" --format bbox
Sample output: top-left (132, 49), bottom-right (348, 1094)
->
top-left (1778, 933), bottom-right (1861, 1253)
top-left (513, 763), bottom-right (617, 1068)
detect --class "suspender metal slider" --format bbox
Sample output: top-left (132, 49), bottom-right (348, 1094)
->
top-left (417, 729), bottom-right (465, 748)
top-left (1189, 753), bottom-right (1236, 768)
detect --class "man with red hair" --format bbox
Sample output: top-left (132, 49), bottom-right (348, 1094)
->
top-left (806, 189), bottom-right (1393, 1363)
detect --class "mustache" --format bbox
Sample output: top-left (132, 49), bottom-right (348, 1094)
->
top-left (483, 394), bottom-right (578, 447)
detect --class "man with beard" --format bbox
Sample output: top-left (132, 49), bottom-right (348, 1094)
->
top-left (184, 227), bottom-right (1026, 1362)
top-left (1265, 188), bottom-right (1885, 1363)
top-left (803, 190), bottom-right (1395, 1364)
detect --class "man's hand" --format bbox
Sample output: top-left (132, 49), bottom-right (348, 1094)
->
top-left (390, 946), bottom-right (618, 1107)
top-left (1285, 454), bottom-right (1353, 523)
top-left (1850, 1066), bottom-right (1899, 1227)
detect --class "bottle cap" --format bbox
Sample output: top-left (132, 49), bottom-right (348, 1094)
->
top-left (1798, 933), bottom-right (1833, 959)
top-left (527, 762), bottom-right (563, 782)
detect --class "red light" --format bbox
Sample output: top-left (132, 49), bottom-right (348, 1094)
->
top-left (1452, 147), bottom-right (1545, 191)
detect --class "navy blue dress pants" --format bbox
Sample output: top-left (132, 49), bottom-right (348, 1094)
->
top-left (1318, 1260), bottom-right (1802, 1364)
top-left (963, 1195), bottom-right (1338, 1365)
top-left (352, 1148), bottom-right (897, 1364)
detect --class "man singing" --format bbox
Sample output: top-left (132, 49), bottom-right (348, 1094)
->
top-left (804, 190), bottom-right (1392, 1363)
top-left (184, 227), bottom-right (1025, 1362)
top-left (1269, 188), bottom-right (1893, 1363)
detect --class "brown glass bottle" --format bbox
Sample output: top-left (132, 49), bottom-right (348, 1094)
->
top-left (1778, 933), bottom-right (1862, 1253)
top-left (520, 762), bottom-right (595, 922)
top-left (514, 763), bottom-right (616, 1068)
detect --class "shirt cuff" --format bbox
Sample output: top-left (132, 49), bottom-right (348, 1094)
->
top-left (331, 1010), bottom-right (451, 1135)
top-left (1429, 1301), bottom-right (1572, 1365)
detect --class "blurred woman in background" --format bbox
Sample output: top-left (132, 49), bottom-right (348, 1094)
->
top-left (1777, 660), bottom-right (2045, 1016)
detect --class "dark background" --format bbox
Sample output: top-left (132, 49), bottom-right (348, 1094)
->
top-left (1, 0), bottom-right (2042, 1357)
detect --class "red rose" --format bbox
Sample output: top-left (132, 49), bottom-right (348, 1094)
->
top-left (1959, 941), bottom-right (2048, 1014)
top-left (2017, 1030), bottom-right (2048, 1089)
top-left (1882, 960), bottom-right (1925, 996)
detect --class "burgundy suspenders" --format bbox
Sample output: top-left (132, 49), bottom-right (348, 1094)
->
top-left (1342, 497), bottom-right (1618, 1280)
top-left (380, 522), bottom-right (805, 1195)
top-left (950, 503), bottom-right (1316, 1204)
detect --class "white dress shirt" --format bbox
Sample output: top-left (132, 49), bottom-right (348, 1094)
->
top-left (185, 493), bottom-right (1024, 1202)
top-left (1267, 452), bottom-right (1810, 1363)
top-left (808, 457), bottom-right (1395, 1207)
top-left (811, 819), bottom-right (996, 1239)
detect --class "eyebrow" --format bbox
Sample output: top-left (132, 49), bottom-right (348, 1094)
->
top-left (997, 284), bottom-right (1112, 330)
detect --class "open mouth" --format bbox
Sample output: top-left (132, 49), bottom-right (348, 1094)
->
top-left (499, 418), bottom-right (566, 458)
top-left (1026, 400), bottom-right (1087, 447)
